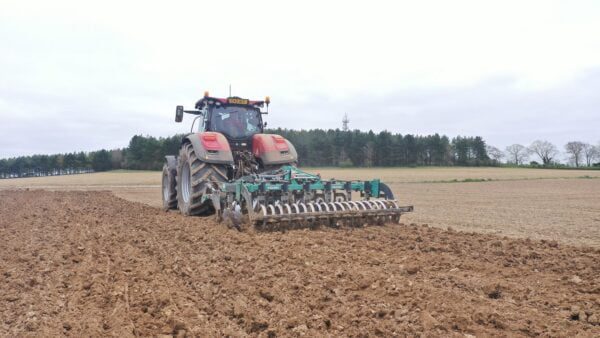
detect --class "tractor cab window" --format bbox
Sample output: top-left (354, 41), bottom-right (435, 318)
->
top-left (211, 107), bottom-right (262, 139)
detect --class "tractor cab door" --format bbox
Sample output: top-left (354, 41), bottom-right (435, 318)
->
top-left (197, 113), bottom-right (208, 132)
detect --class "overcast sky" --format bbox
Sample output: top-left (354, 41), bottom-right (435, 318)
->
top-left (1, 0), bottom-right (599, 159)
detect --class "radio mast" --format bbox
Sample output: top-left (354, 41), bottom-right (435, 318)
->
top-left (342, 113), bottom-right (350, 131)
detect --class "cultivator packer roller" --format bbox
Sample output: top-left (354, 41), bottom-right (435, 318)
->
top-left (209, 166), bottom-right (413, 229)
top-left (253, 200), bottom-right (408, 226)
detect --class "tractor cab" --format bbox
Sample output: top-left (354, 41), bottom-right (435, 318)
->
top-left (176, 93), bottom-right (269, 148)
top-left (175, 92), bottom-right (297, 178)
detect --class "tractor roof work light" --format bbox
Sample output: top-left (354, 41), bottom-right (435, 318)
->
top-left (264, 96), bottom-right (270, 114)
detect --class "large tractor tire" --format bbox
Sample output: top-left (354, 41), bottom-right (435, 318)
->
top-left (161, 163), bottom-right (178, 210)
top-left (177, 143), bottom-right (228, 216)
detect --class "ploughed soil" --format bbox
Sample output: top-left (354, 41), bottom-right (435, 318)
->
top-left (1, 190), bottom-right (599, 337)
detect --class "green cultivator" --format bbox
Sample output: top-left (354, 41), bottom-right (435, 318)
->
top-left (210, 166), bottom-right (413, 229)
top-left (162, 92), bottom-right (412, 230)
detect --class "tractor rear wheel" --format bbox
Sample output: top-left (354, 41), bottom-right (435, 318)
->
top-left (162, 163), bottom-right (177, 210)
top-left (177, 143), bottom-right (228, 216)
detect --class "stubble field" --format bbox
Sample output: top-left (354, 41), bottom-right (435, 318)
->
top-left (1, 167), bottom-right (599, 336)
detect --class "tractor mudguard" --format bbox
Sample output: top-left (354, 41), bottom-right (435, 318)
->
top-left (252, 134), bottom-right (298, 165)
top-left (184, 132), bottom-right (234, 164)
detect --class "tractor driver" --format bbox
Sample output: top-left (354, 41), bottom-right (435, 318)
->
top-left (221, 112), bottom-right (245, 138)
top-left (218, 110), bottom-right (261, 138)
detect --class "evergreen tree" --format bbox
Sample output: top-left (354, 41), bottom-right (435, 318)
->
top-left (91, 150), bottom-right (112, 172)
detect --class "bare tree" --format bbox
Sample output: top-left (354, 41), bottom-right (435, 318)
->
top-left (528, 140), bottom-right (558, 166)
top-left (486, 145), bottom-right (504, 163)
top-left (564, 141), bottom-right (585, 167)
top-left (581, 143), bottom-right (598, 166)
top-left (505, 144), bottom-right (529, 165)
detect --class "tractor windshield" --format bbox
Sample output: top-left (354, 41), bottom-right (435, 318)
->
top-left (210, 106), bottom-right (262, 139)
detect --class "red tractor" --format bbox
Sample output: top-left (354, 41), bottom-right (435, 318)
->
top-left (163, 92), bottom-right (297, 215)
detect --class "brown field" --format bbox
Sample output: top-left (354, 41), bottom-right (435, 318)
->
top-left (2, 167), bottom-right (599, 247)
top-left (1, 168), bottom-right (599, 336)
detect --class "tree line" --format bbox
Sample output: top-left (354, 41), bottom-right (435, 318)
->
top-left (488, 140), bottom-right (600, 167)
top-left (273, 129), bottom-right (490, 167)
top-left (0, 130), bottom-right (492, 178)
top-left (2, 130), bottom-right (598, 179)
top-left (0, 150), bottom-right (117, 179)
top-left (0, 135), bottom-right (183, 179)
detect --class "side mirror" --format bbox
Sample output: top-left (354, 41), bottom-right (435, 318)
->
top-left (175, 105), bottom-right (183, 122)
top-left (263, 121), bottom-right (268, 128)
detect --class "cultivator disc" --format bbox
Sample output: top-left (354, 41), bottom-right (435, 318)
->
top-left (209, 166), bottom-right (413, 230)
top-left (252, 200), bottom-right (411, 228)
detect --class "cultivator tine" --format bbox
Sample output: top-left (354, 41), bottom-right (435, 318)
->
top-left (298, 203), bottom-right (307, 213)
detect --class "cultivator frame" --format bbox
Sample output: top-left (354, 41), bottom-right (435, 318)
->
top-left (205, 166), bottom-right (413, 229)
